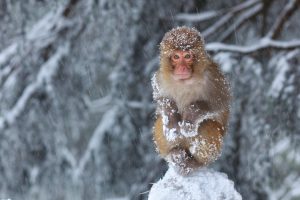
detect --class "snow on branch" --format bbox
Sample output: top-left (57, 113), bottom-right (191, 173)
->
top-left (202, 12), bottom-right (234, 38)
top-left (266, 0), bottom-right (300, 39)
top-left (218, 3), bottom-right (262, 41)
top-left (0, 0), bottom-right (94, 131)
top-left (206, 38), bottom-right (300, 53)
top-left (0, 44), bottom-right (18, 86)
top-left (203, 0), bottom-right (261, 38)
top-left (176, 0), bottom-right (260, 24)
top-left (0, 44), bottom-right (17, 67)
top-left (89, 95), bottom-right (113, 113)
top-left (176, 11), bottom-right (221, 22)
top-left (175, 0), bottom-right (261, 38)
top-left (0, 45), bottom-right (69, 131)
top-left (228, 0), bottom-right (260, 13)
top-left (268, 49), bottom-right (299, 98)
top-left (73, 106), bottom-right (118, 180)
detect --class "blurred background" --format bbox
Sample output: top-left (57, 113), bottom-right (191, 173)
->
top-left (0, 0), bottom-right (300, 199)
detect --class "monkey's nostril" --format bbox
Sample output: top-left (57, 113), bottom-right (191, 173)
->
top-left (186, 150), bottom-right (193, 158)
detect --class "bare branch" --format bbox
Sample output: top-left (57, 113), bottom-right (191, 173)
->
top-left (176, 11), bottom-right (221, 23)
top-left (266, 0), bottom-right (300, 39)
top-left (177, 0), bottom-right (260, 24)
top-left (0, 45), bottom-right (69, 131)
top-left (202, 12), bottom-right (234, 38)
top-left (229, 0), bottom-right (261, 13)
top-left (218, 3), bottom-right (263, 41)
top-left (206, 38), bottom-right (300, 53)
top-left (73, 106), bottom-right (118, 180)
top-left (203, 0), bottom-right (261, 38)
top-left (0, 0), bottom-right (94, 131)
top-left (61, 147), bottom-right (77, 169)
top-left (0, 44), bottom-right (17, 67)
top-left (89, 95), bottom-right (112, 113)
top-left (62, 0), bottom-right (80, 17)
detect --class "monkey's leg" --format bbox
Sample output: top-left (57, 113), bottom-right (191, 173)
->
top-left (153, 116), bottom-right (169, 156)
top-left (187, 119), bottom-right (224, 166)
top-left (168, 147), bottom-right (200, 175)
top-left (154, 116), bottom-right (198, 175)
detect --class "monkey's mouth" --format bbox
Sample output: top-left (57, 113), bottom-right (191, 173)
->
top-left (173, 73), bottom-right (192, 80)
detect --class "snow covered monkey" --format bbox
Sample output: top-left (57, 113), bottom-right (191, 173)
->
top-left (152, 26), bottom-right (231, 174)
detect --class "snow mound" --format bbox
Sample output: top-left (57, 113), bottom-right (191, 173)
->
top-left (148, 167), bottom-right (242, 200)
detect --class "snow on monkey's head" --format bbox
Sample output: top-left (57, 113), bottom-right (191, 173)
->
top-left (159, 26), bottom-right (207, 61)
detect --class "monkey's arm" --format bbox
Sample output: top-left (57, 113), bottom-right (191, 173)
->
top-left (152, 73), bottom-right (183, 156)
top-left (153, 98), bottom-right (182, 157)
top-left (152, 73), bottom-right (181, 132)
top-left (181, 100), bottom-right (228, 133)
top-left (180, 100), bottom-right (211, 136)
top-left (171, 102), bottom-right (228, 172)
top-left (157, 98), bottom-right (181, 131)
top-left (187, 119), bottom-right (225, 166)
top-left (168, 119), bottom-right (225, 174)
top-left (182, 101), bottom-right (211, 121)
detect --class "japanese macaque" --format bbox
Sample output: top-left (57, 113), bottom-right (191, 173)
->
top-left (152, 26), bottom-right (231, 174)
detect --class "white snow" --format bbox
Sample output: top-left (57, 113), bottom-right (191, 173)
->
top-left (266, 0), bottom-right (299, 38)
top-left (268, 50), bottom-right (299, 98)
top-left (162, 114), bottom-right (178, 141)
top-left (206, 38), bottom-right (300, 53)
top-left (214, 52), bottom-right (237, 73)
top-left (218, 3), bottom-right (263, 41)
top-left (0, 44), bottom-right (69, 130)
top-left (165, 128), bottom-right (178, 141)
top-left (73, 106), bottom-right (118, 180)
top-left (151, 73), bottom-right (161, 101)
top-left (176, 11), bottom-right (220, 22)
top-left (148, 167), bottom-right (242, 200)
top-left (0, 43), bottom-right (17, 66)
top-left (179, 111), bottom-right (222, 138)
top-left (202, 0), bottom-right (260, 37)
top-left (179, 120), bottom-right (197, 137)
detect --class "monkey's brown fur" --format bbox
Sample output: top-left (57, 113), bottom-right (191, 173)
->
top-left (152, 27), bottom-right (230, 174)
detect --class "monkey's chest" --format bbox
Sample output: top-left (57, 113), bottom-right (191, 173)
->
top-left (170, 84), bottom-right (205, 113)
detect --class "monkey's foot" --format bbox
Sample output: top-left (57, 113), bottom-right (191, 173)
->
top-left (167, 148), bottom-right (200, 175)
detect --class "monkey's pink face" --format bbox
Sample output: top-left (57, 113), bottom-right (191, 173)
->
top-left (170, 50), bottom-right (194, 80)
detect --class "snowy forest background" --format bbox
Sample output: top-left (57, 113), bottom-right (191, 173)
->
top-left (0, 0), bottom-right (300, 199)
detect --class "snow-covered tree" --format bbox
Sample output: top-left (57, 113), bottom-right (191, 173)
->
top-left (0, 0), bottom-right (299, 199)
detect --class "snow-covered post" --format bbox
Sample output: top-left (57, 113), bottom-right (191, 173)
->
top-left (148, 167), bottom-right (242, 200)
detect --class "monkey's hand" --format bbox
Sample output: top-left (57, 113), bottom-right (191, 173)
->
top-left (179, 120), bottom-right (197, 137)
top-left (180, 101), bottom-right (211, 136)
top-left (182, 100), bottom-right (210, 122)
top-left (157, 98), bottom-right (178, 113)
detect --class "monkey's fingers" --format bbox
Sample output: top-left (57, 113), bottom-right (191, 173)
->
top-left (157, 97), bottom-right (179, 112)
top-left (179, 120), bottom-right (198, 137)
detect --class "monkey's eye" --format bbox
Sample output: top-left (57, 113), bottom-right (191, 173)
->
top-left (184, 54), bottom-right (191, 59)
top-left (173, 54), bottom-right (180, 60)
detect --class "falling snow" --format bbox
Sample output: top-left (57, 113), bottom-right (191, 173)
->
top-left (0, 1), bottom-right (300, 200)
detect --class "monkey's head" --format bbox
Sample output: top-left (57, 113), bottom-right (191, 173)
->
top-left (160, 26), bottom-right (208, 81)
